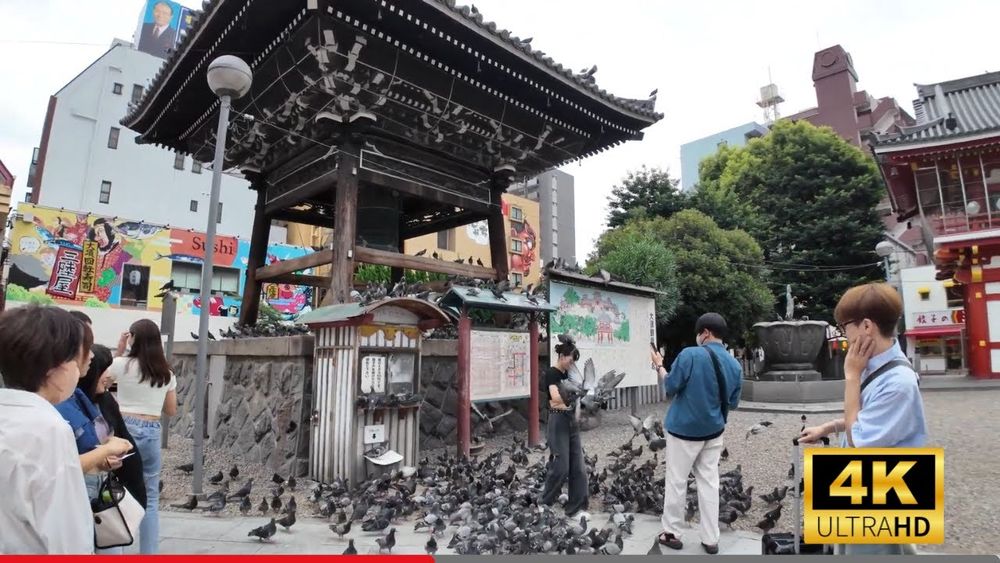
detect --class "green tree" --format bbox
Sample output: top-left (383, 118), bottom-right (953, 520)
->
top-left (614, 319), bottom-right (631, 342)
top-left (563, 287), bottom-right (581, 305)
top-left (592, 210), bottom-right (773, 351)
top-left (585, 230), bottom-right (680, 323)
top-left (699, 120), bottom-right (885, 320)
top-left (581, 316), bottom-right (598, 338)
top-left (605, 166), bottom-right (689, 228)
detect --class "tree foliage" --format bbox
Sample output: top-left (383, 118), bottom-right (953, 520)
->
top-left (591, 211), bottom-right (773, 352)
top-left (605, 167), bottom-right (687, 229)
top-left (585, 230), bottom-right (680, 323)
top-left (698, 120), bottom-right (885, 320)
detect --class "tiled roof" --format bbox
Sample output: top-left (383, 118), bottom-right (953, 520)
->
top-left (124, 0), bottom-right (662, 130)
top-left (874, 71), bottom-right (1000, 147)
top-left (429, 0), bottom-right (662, 121)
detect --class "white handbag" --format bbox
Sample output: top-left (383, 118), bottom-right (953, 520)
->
top-left (92, 473), bottom-right (146, 549)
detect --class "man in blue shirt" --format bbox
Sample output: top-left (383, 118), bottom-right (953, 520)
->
top-left (650, 313), bottom-right (742, 554)
top-left (800, 282), bottom-right (927, 555)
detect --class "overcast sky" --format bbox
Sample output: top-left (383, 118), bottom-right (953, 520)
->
top-left (2, 0), bottom-right (999, 261)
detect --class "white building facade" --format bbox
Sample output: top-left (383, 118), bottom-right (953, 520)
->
top-left (25, 39), bottom-right (270, 241)
top-left (899, 265), bottom-right (967, 374)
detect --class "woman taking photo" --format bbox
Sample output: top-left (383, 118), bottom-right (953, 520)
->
top-left (539, 335), bottom-right (589, 518)
top-left (111, 319), bottom-right (177, 554)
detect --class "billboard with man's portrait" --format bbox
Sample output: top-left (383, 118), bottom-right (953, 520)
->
top-left (135, 0), bottom-right (194, 60)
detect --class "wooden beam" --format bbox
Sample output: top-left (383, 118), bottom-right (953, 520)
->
top-left (260, 273), bottom-right (331, 287)
top-left (327, 144), bottom-right (359, 305)
top-left (239, 188), bottom-right (270, 326)
top-left (269, 208), bottom-right (332, 226)
top-left (265, 167), bottom-right (338, 215)
top-left (487, 189), bottom-right (510, 282)
top-left (255, 250), bottom-right (333, 280)
top-left (402, 210), bottom-right (489, 240)
top-left (354, 246), bottom-right (496, 279)
top-left (358, 168), bottom-right (491, 215)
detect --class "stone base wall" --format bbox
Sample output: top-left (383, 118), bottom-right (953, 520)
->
top-left (168, 336), bottom-right (313, 476)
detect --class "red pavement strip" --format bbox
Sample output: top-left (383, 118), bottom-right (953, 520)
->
top-left (19, 558), bottom-right (434, 562)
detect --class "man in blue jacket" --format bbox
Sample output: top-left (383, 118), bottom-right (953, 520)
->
top-left (650, 313), bottom-right (742, 554)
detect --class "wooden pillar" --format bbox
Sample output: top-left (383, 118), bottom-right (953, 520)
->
top-left (528, 313), bottom-right (540, 446)
top-left (390, 217), bottom-right (405, 285)
top-left (965, 270), bottom-right (991, 378)
top-left (487, 186), bottom-right (510, 283)
top-left (456, 306), bottom-right (472, 458)
top-left (327, 141), bottom-right (359, 305)
top-left (239, 187), bottom-right (270, 326)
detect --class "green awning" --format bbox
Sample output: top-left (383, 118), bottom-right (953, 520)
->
top-left (437, 286), bottom-right (558, 313)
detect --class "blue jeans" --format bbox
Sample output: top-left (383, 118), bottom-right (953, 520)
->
top-left (85, 474), bottom-right (124, 555)
top-left (124, 417), bottom-right (161, 554)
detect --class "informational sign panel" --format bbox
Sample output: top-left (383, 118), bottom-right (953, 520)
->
top-left (360, 354), bottom-right (386, 394)
top-left (548, 281), bottom-right (658, 389)
top-left (470, 330), bottom-right (531, 401)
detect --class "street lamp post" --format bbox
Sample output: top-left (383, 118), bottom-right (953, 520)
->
top-left (875, 240), bottom-right (894, 283)
top-left (192, 56), bottom-right (253, 495)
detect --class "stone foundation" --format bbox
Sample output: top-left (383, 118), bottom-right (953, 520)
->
top-left (168, 336), bottom-right (313, 476)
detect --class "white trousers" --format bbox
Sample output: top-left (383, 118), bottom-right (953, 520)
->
top-left (661, 433), bottom-right (725, 545)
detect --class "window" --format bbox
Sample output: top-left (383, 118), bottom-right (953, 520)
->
top-left (99, 181), bottom-right (112, 204)
top-left (192, 161), bottom-right (202, 174)
top-left (510, 206), bottom-right (523, 222)
top-left (112, 82), bottom-right (123, 95)
top-left (946, 285), bottom-right (964, 308)
top-left (216, 202), bottom-right (223, 224)
top-left (173, 152), bottom-right (185, 170)
top-left (437, 228), bottom-right (455, 251)
top-left (172, 263), bottom-right (241, 295)
top-left (131, 84), bottom-right (144, 104)
top-left (511, 273), bottom-right (523, 287)
top-left (190, 200), bottom-right (198, 212)
top-left (107, 127), bottom-right (120, 149)
top-left (511, 238), bottom-right (523, 253)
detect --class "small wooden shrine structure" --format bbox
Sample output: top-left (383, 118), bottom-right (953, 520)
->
top-left (297, 297), bottom-right (450, 484)
top-left (123, 0), bottom-right (662, 323)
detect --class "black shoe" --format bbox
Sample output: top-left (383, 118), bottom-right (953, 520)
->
top-left (702, 543), bottom-right (719, 554)
top-left (658, 532), bottom-right (683, 550)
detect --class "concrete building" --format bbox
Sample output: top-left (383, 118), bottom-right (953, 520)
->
top-left (679, 122), bottom-right (768, 191)
top-left (508, 169), bottom-right (576, 267)
top-left (899, 265), bottom-right (967, 374)
top-left (24, 38), bottom-right (267, 241)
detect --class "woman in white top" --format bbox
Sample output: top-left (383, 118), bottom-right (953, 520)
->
top-left (0, 305), bottom-right (128, 553)
top-left (111, 319), bottom-right (177, 555)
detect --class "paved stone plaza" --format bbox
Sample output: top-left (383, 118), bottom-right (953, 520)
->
top-left (155, 386), bottom-right (997, 555)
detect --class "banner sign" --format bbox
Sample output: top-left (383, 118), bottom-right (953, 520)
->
top-left (46, 247), bottom-right (82, 299)
top-left (80, 241), bottom-right (99, 293)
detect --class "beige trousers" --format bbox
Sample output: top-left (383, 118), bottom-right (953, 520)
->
top-left (660, 433), bottom-right (725, 546)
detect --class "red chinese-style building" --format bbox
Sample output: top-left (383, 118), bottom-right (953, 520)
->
top-left (873, 71), bottom-right (1000, 378)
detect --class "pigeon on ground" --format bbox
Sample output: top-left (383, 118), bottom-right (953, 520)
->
top-left (228, 478), bottom-right (253, 499)
top-left (229, 464), bottom-right (239, 479)
top-left (746, 421), bottom-right (773, 440)
top-left (239, 495), bottom-right (252, 515)
top-left (258, 497), bottom-right (269, 514)
top-left (171, 495), bottom-right (197, 510)
top-left (248, 519), bottom-right (276, 541)
top-left (209, 471), bottom-right (224, 484)
top-left (425, 535), bottom-right (438, 555)
top-left (343, 539), bottom-right (358, 555)
top-left (276, 510), bottom-right (296, 531)
top-left (329, 520), bottom-right (352, 539)
top-left (376, 528), bottom-right (397, 554)
top-left (176, 462), bottom-right (194, 473)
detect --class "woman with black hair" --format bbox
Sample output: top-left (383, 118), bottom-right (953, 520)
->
top-left (110, 319), bottom-right (176, 554)
top-left (539, 336), bottom-right (589, 518)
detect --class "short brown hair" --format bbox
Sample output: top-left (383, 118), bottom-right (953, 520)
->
top-left (834, 283), bottom-right (902, 338)
top-left (0, 306), bottom-right (86, 392)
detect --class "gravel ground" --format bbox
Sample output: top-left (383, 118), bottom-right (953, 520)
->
top-left (159, 389), bottom-right (999, 555)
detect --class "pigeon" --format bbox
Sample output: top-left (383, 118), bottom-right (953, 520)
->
top-left (190, 332), bottom-right (199, 340)
top-left (271, 495), bottom-right (282, 512)
top-left (176, 462), bottom-right (194, 473)
top-left (719, 508), bottom-right (739, 529)
top-left (207, 331), bottom-right (217, 341)
top-left (376, 528), bottom-right (397, 554)
top-left (276, 510), bottom-right (296, 531)
top-left (171, 495), bottom-right (197, 510)
top-left (746, 421), bottom-right (773, 440)
top-left (476, 258), bottom-right (484, 266)
top-left (329, 520), bottom-right (352, 539)
top-left (258, 497), bottom-right (269, 514)
top-left (343, 539), bottom-right (358, 555)
top-left (159, 280), bottom-right (175, 291)
top-left (204, 496), bottom-right (226, 514)
top-left (720, 447), bottom-right (729, 461)
top-left (432, 252), bottom-right (439, 260)
top-left (756, 516), bottom-right (777, 532)
top-left (229, 464), bottom-right (239, 479)
top-left (229, 478), bottom-right (253, 499)
top-left (272, 473), bottom-right (286, 485)
top-left (284, 496), bottom-right (297, 514)
top-left (415, 249), bottom-right (427, 257)
top-left (764, 504), bottom-right (783, 522)
top-left (248, 519), bottom-right (277, 541)
top-left (239, 495), bottom-right (252, 515)
top-left (599, 269), bottom-right (612, 283)
top-left (425, 535), bottom-right (438, 555)
top-left (287, 476), bottom-right (296, 490)
top-left (209, 470), bottom-right (224, 484)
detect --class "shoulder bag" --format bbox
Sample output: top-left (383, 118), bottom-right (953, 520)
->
top-left (92, 472), bottom-right (146, 549)
top-left (703, 347), bottom-right (730, 423)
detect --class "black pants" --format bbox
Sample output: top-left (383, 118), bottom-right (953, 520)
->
top-left (540, 410), bottom-right (588, 514)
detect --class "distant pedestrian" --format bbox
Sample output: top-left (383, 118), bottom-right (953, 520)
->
top-left (800, 282), bottom-right (926, 555)
top-left (111, 319), bottom-right (177, 554)
top-left (651, 313), bottom-right (742, 554)
top-left (539, 335), bottom-right (589, 518)
top-left (0, 306), bottom-right (95, 553)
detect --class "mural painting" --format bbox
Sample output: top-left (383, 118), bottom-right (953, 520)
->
top-left (5, 204), bottom-right (313, 318)
top-left (549, 284), bottom-right (631, 344)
